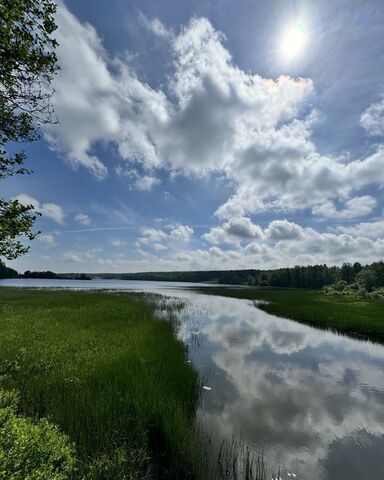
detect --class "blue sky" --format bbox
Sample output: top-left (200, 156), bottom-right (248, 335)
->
top-left (5, 0), bottom-right (384, 273)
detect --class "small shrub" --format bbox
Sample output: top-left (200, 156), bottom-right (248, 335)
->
top-left (332, 280), bottom-right (348, 292)
top-left (0, 390), bottom-right (77, 480)
top-left (368, 287), bottom-right (384, 300)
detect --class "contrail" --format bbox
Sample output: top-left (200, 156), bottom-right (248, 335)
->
top-left (46, 224), bottom-right (210, 235)
top-left (47, 226), bottom-right (140, 235)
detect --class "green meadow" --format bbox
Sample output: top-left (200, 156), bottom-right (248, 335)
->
top-left (0, 288), bottom-right (199, 479)
top-left (196, 287), bottom-right (384, 342)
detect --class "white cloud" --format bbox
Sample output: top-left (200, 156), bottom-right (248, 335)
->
top-left (37, 233), bottom-right (56, 245)
top-left (139, 14), bottom-right (172, 39)
top-left (28, 213), bottom-right (384, 273)
top-left (46, 8), bottom-right (315, 190)
top-left (137, 224), bottom-right (193, 251)
top-left (169, 225), bottom-right (194, 242)
top-left (62, 247), bottom-right (102, 264)
top-left (14, 194), bottom-right (65, 224)
top-left (312, 195), bottom-right (377, 219)
top-left (75, 213), bottom-right (91, 225)
top-left (45, 4), bottom-right (168, 178)
top-left (62, 251), bottom-right (83, 263)
top-left (158, 20), bottom-right (312, 176)
top-left (67, 218), bottom-right (383, 273)
top-left (335, 219), bottom-right (384, 239)
top-left (265, 220), bottom-right (304, 241)
top-left (209, 246), bottom-right (224, 257)
top-left (134, 175), bottom-right (160, 191)
top-left (111, 239), bottom-right (126, 247)
top-left (204, 217), bottom-right (264, 245)
top-left (361, 97), bottom-right (384, 137)
top-left (115, 167), bottom-right (161, 191)
top-left (138, 228), bottom-right (168, 246)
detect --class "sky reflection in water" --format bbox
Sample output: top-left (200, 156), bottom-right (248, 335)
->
top-left (174, 291), bottom-right (384, 480)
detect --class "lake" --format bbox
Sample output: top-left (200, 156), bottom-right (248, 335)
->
top-left (1, 278), bottom-right (384, 479)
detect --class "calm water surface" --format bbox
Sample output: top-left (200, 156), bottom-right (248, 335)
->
top-left (1, 278), bottom-right (384, 479)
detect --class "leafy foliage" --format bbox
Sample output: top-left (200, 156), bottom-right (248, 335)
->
top-left (0, 199), bottom-right (40, 259)
top-left (324, 261), bottom-right (384, 298)
top-left (0, 0), bottom-right (59, 259)
top-left (0, 389), bottom-right (76, 480)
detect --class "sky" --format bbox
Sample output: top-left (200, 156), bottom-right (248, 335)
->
top-left (4, 0), bottom-right (384, 273)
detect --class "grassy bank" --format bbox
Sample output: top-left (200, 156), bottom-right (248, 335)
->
top-left (0, 288), bottom-right (199, 479)
top-left (196, 287), bottom-right (384, 341)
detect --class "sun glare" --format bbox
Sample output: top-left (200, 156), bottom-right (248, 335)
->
top-left (280, 22), bottom-right (308, 61)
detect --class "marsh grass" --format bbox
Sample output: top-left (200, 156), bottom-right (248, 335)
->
top-left (0, 288), bottom-right (200, 479)
top-left (187, 433), bottom-right (281, 480)
top-left (195, 287), bottom-right (384, 342)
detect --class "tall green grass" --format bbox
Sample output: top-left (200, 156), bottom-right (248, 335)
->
top-left (0, 287), bottom-right (284, 479)
top-left (196, 287), bottom-right (384, 341)
top-left (0, 288), bottom-right (199, 479)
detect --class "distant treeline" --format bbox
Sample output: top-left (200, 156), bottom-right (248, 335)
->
top-left (24, 270), bottom-right (61, 279)
top-left (121, 269), bottom-right (258, 285)
top-left (121, 261), bottom-right (384, 290)
top-left (0, 260), bottom-right (383, 291)
top-left (23, 271), bottom-right (92, 281)
top-left (120, 265), bottom-right (338, 287)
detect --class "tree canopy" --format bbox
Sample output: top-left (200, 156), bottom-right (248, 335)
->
top-left (0, 0), bottom-right (58, 259)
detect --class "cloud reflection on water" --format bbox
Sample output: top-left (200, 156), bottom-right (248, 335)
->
top-left (174, 292), bottom-right (384, 479)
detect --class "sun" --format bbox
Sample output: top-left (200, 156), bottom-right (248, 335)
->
top-left (280, 22), bottom-right (308, 61)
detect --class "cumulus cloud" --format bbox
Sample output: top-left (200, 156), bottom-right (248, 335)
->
top-left (335, 219), bottom-right (384, 239)
top-left (190, 219), bottom-right (384, 268)
top-left (137, 228), bottom-right (168, 246)
top-left (39, 216), bottom-right (384, 273)
top-left (169, 225), bottom-right (194, 242)
top-left (361, 97), bottom-right (384, 137)
top-left (45, 4), bottom-right (168, 178)
top-left (47, 8), bottom-right (317, 192)
top-left (204, 217), bottom-right (264, 245)
top-left (159, 20), bottom-right (312, 177)
top-left (134, 175), bottom-right (160, 191)
top-left (14, 194), bottom-right (65, 224)
top-left (199, 217), bottom-right (384, 269)
top-left (312, 195), bottom-right (377, 219)
top-left (136, 224), bottom-right (193, 251)
top-left (265, 220), bottom-right (304, 241)
top-left (80, 218), bottom-right (383, 273)
top-left (75, 213), bottom-right (91, 225)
